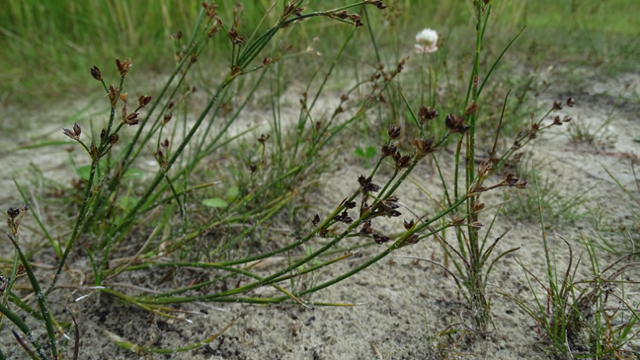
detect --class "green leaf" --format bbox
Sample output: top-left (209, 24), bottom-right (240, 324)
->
top-left (76, 163), bottom-right (107, 180)
top-left (354, 148), bottom-right (365, 158)
top-left (117, 196), bottom-right (138, 211)
top-left (227, 186), bottom-right (239, 201)
top-left (365, 146), bottom-right (377, 158)
top-left (122, 168), bottom-right (144, 180)
top-left (202, 198), bottom-right (228, 208)
top-left (76, 165), bottom-right (92, 181)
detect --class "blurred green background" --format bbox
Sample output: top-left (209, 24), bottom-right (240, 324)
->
top-left (1, 0), bottom-right (638, 106)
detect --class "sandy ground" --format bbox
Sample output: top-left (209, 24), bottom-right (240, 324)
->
top-left (1, 73), bottom-right (640, 359)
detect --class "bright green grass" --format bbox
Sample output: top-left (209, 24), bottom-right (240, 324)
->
top-left (0, 0), bottom-right (638, 105)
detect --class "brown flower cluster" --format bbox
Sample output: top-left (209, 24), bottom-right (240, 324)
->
top-left (7, 205), bottom-right (29, 235)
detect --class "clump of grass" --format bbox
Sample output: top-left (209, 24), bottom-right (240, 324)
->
top-left (502, 178), bottom-right (640, 357)
top-left (1, 206), bottom-right (81, 360)
top-left (594, 161), bottom-right (640, 255)
top-left (502, 157), bottom-right (592, 227)
top-left (1, 0), bottom-right (609, 357)
top-left (567, 84), bottom-right (631, 147)
top-left (2, 0), bottom-right (399, 356)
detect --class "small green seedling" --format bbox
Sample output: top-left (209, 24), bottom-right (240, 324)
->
top-left (354, 146), bottom-right (377, 168)
top-left (202, 186), bottom-right (240, 208)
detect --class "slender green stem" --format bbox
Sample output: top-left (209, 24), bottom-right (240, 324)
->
top-left (110, 78), bottom-right (231, 243)
top-left (47, 149), bottom-right (101, 295)
top-left (8, 235), bottom-right (57, 359)
top-left (0, 302), bottom-right (48, 360)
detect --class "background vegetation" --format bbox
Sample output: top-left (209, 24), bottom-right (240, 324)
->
top-left (1, 0), bottom-right (640, 358)
top-left (1, 0), bottom-right (639, 106)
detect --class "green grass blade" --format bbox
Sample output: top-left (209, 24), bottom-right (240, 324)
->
top-left (477, 26), bottom-right (525, 97)
top-left (8, 235), bottom-right (58, 360)
top-left (0, 302), bottom-right (48, 360)
top-left (12, 178), bottom-right (62, 258)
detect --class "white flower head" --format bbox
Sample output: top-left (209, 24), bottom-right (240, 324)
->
top-left (414, 28), bottom-right (438, 54)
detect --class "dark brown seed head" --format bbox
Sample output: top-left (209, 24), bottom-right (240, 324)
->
top-left (373, 233), bottom-right (390, 245)
top-left (470, 221), bottom-right (484, 229)
top-left (138, 95), bottom-right (152, 108)
top-left (528, 124), bottom-right (539, 140)
top-left (370, 0), bottom-right (387, 9)
top-left (448, 214), bottom-right (465, 226)
top-left (384, 195), bottom-right (398, 204)
top-left (282, 0), bottom-right (297, 18)
top-left (72, 123), bottom-right (81, 137)
top-left (360, 220), bottom-right (373, 235)
top-left (504, 173), bottom-right (519, 187)
top-left (207, 25), bottom-right (219, 37)
top-left (413, 137), bottom-right (435, 159)
top-left (418, 105), bottom-right (438, 123)
top-left (171, 30), bottom-right (183, 41)
top-left (478, 161), bottom-right (492, 177)
top-left (552, 100), bottom-right (563, 111)
top-left (16, 263), bottom-right (26, 277)
top-left (108, 85), bottom-right (118, 108)
top-left (7, 207), bottom-right (20, 219)
top-left (340, 211), bottom-right (353, 224)
top-left (399, 234), bottom-right (419, 247)
top-left (515, 180), bottom-right (527, 189)
top-left (388, 124), bottom-right (401, 139)
top-left (108, 134), bottom-right (119, 145)
top-left (319, 227), bottom-right (329, 238)
top-left (335, 10), bottom-right (348, 19)
top-left (162, 113), bottom-right (173, 126)
top-left (161, 139), bottom-right (169, 149)
top-left (258, 133), bottom-right (270, 144)
top-left (358, 175), bottom-right (380, 193)
top-left (381, 143), bottom-right (397, 158)
top-left (403, 219), bottom-right (415, 230)
top-left (471, 200), bottom-right (485, 212)
top-left (122, 106), bottom-right (139, 126)
top-left (228, 26), bottom-right (244, 45)
top-left (394, 153), bottom-right (411, 170)
top-left (312, 214), bottom-right (320, 226)
top-left (63, 128), bottom-right (78, 140)
top-left (202, 1), bottom-right (219, 20)
top-left (349, 14), bottom-right (363, 27)
top-left (90, 142), bottom-right (98, 159)
top-left (387, 210), bottom-right (402, 217)
top-left (345, 201), bottom-right (357, 209)
top-left (566, 97), bottom-right (575, 107)
top-left (445, 114), bottom-right (470, 134)
top-left (464, 101), bottom-right (480, 116)
top-left (115, 58), bottom-right (132, 77)
top-left (100, 128), bottom-right (106, 139)
top-left (90, 66), bottom-right (102, 81)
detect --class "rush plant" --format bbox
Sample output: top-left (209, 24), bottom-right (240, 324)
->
top-left (0, 0), bottom-right (585, 357)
